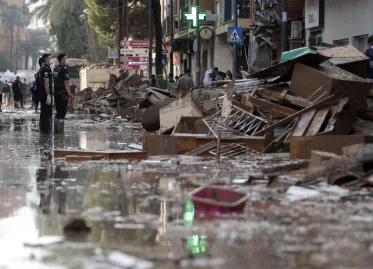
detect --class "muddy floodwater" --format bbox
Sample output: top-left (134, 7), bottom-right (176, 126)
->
top-left (1, 110), bottom-right (373, 269)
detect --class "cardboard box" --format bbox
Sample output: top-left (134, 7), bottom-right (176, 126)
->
top-left (290, 63), bottom-right (372, 106)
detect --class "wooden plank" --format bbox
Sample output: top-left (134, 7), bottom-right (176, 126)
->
top-left (54, 150), bottom-right (147, 160)
top-left (305, 108), bottom-right (330, 136)
top-left (54, 150), bottom-right (110, 159)
top-left (184, 141), bottom-right (217, 156)
top-left (260, 90), bottom-right (322, 108)
top-left (232, 99), bottom-right (254, 113)
top-left (290, 135), bottom-right (373, 159)
top-left (66, 155), bottom-right (104, 162)
top-left (144, 134), bottom-right (197, 156)
top-left (324, 97), bottom-right (356, 135)
top-left (248, 95), bottom-right (298, 117)
top-left (144, 133), bottom-right (267, 156)
top-left (292, 110), bottom-right (316, 136)
top-left (256, 95), bottom-right (338, 136)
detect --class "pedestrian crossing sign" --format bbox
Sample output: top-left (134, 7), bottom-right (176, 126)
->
top-left (227, 27), bottom-right (243, 44)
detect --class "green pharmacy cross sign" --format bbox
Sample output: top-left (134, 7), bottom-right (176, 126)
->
top-left (184, 6), bottom-right (206, 28)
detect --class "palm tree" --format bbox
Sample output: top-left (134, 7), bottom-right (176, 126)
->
top-left (1, 5), bottom-right (31, 69)
top-left (29, 0), bottom-right (99, 60)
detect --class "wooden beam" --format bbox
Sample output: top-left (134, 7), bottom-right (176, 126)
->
top-left (305, 108), bottom-right (330, 136)
top-left (260, 89), bottom-right (313, 108)
top-left (256, 95), bottom-right (338, 136)
top-left (184, 141), bottom-right (217, 156)
top-left (248, 95), bottom-right (298, 117)
top-left (292, 110), bottom-right (317, 136)
top-left (54, 149), bottom-right (147, 160)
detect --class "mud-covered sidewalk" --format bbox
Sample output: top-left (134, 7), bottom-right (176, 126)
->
top-left (1, 110), bottom-right (373, 269)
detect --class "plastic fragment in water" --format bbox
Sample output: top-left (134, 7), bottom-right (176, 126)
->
top-left (24, 236), bottom-right (65, 247)
top-left (107, 251), bottom-right (153, 269)
top-left (286, 186), bottom-right (320, 202)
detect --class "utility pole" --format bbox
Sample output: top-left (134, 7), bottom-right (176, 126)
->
top-left (281, 0), bottom-right (288, 53)
top-left (232, 0), bottom-right (238, 79)
top-left (124, 0), bottom-right (129, 39)
top-left (169, 0), bottom-right (174, 77)
top-left (118, 0), bottom-right (123, 65)
top-left (148, 0), bottom-right (153, 81)
top-left (195, 0), bottom-right (201, 86)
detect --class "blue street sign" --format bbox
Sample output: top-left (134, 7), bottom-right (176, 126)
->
top-left (108, 49), bottom-right (118, 58)
top-left (227, 27), bottom-right (243, 44)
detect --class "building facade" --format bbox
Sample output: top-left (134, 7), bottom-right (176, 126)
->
top-left (0, 0), bottom-right (28, 71)
top-left (160, 0), bottom-right (305, 82)
top-left (305, 0), bottom-right (372, 51)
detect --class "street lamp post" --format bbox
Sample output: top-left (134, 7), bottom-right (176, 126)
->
top-left (195, 0), bottom-right (201, 86)
top-left (232, 0), bottom-right (238, 78)
top-left (281, 0), bottom-right (288, 53)
top-left (148, 0), bottom-right (153, 81)
top-left (169, 0), bottom-right (174, 78)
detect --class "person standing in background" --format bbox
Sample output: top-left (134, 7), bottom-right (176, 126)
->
top-left (175, 68), bottom-right (194, 98)
top-left (39, 53), bottom-right (54, 134)
top-left (2, 81), bottom-right (10, 107)
top-left (53, 53), bottom-right (72, 134)
top-left (12, 76), bottom-right (22, 108)
top-left (21, 78), bottom-right (28, 108)
top-left (0, 76), bottom-right (3, 112)
top-left (364, 35), bottom-right (373, 79)
top-left (70, 80), bottom-right (77, 95)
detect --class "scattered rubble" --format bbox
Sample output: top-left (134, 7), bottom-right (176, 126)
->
top-left (65, 45), bottom-right (373, 199)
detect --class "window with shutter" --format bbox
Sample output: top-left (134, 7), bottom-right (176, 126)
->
top-left (224, 0), bottom-right (232, 23)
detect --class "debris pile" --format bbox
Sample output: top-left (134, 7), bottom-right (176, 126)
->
top-left (63, 45), bottom-right (373, 171)
top-left (74, 73), bottom-right (175, 120)
top-left (139, 45), bottom-right (373, 161)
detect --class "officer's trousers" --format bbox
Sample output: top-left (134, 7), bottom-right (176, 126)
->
top-left (40, 100), bottom-right (52, 134)
top-left (54, 95), bottom-right (68, 120)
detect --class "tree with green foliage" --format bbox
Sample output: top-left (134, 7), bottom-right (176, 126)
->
top-left (83, 0), bottom-right (118, 49)
top-left (84, 0), bottom-right (149, 47)
top-left (21, 28), bottom-right (51, 70)
top-left (29, 0), bottom-right (97, 60)
top-left (83, 0), bottom-right (162, 76)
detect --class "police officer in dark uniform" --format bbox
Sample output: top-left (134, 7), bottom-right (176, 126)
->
top-left (39, 53), bottom-right (54, 134)
top-left (53, 53), bottom-right (72, 133)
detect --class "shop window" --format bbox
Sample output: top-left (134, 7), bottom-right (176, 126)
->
top-left (353, 35), bottom-right (368, 52)
top-left (333, 38), bottom-right (349, 47)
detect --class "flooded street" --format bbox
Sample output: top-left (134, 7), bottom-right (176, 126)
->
top-left (1, 110), bottom-right (373, 269)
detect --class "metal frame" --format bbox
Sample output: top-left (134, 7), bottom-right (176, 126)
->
top-left (203, 104), bottom-right (270, 138)
top-left (209, 143), bottom-right (259, 159)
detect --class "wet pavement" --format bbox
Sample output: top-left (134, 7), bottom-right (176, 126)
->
top-left (1, 109), bottom-right (373, 269)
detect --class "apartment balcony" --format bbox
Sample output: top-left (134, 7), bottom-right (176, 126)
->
top-left (216, 0), bottom-right (253, 35)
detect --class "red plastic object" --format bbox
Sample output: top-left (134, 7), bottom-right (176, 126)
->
top-left (190, 185), bottom-right (249, 216)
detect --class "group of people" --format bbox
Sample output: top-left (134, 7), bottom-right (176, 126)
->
top-left (0, 73), bottom-right (78, 115)
top-left (0, 76), bottom-right (33, 111)
top-left (0, 53), bottom-right (77, 134)
top-left (34, 53), bottom-right (73, 134)
top-left (153, 66), bottom-right (251, 98)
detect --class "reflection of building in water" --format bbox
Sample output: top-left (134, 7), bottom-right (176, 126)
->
top-left (0, 188), bottom-right (26, 219)
top-left (36, 165), bottom-right (68, 215)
